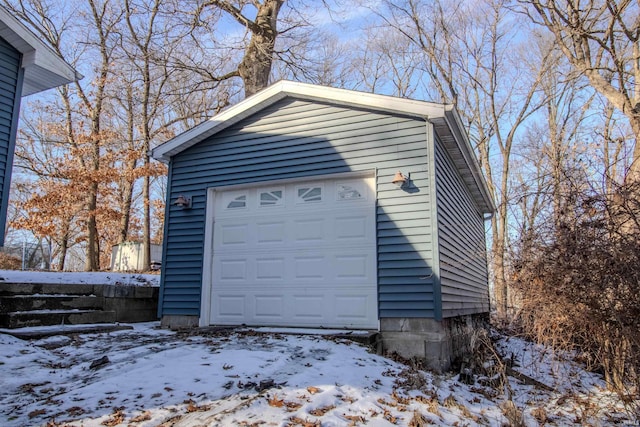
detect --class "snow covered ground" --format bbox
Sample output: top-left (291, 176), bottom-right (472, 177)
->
top-left (0, 322), bottom-right (636, 427)
top-left (0, 270), bottom-right (159, 286)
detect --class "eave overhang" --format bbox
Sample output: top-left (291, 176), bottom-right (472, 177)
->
top-left (0, 6), bottom-right (81, 96)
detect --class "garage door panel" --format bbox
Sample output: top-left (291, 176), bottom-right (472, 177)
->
top-left (219, 259), bottom-right (247, 280)
top-left (256, 221), bottom-right (286, 243)
top-left (254, 295), bottom-right (284, 320)
top-left (292, 295), bottom-right (325, 319)
top-left (335, 294), bottom-right (373, 320)
top-left (220, 223), bottom-right (249, 246)
top-left (294, 256), bottom-right (326, 279)
top-left (211, 175), bottom-right (377, 329)
top-left (334, 254), bottom-right (369, 279)
top-left (255, 257), bottom-right (285, 280)
top-left (334, 215), bottom-right (369, 240)
top-left (293, 218), bottom-right (326, 242)
top-left (216, 295), bottom-right (246, 319)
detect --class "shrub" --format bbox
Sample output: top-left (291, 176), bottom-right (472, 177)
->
top-left (511, 182), bottom-right (640, 419)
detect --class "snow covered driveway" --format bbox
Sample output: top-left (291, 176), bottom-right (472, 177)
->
top-left (0, 322), bottom-right (635, 426)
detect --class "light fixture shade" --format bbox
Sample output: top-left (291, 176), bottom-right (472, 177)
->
top-left (173, 195), bottom-right (192, 209)
top-left (392, 171), bottom-right (407, 187)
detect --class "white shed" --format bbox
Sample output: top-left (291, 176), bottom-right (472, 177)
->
top-left (111, 242), bottom-right (162, 272)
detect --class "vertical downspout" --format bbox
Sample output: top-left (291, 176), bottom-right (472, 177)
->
top-left (425, 121), bottom-right (443, 321)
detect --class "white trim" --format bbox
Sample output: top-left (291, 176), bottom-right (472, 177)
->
top-left (0, 6), bottom-right (81, 96)
top-left (199, 188), bottom-right (217, 326)
top-left (208, 169), bottom-right (376, 193)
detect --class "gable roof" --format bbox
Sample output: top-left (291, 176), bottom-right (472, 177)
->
top-left (151, 80), bottom-right (494, 213)
top-left (0, 6), bottom-right (81, 96)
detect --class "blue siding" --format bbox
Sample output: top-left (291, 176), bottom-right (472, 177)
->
top-left (0, 36), bottom-right (22, 245)
top-left (434, 137), bottom-right (490, 317)
top-left (161, 98), bottom-right (437, 318)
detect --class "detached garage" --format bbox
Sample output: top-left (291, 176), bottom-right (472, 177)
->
top-left (152, 80), bottom-right (494, 370)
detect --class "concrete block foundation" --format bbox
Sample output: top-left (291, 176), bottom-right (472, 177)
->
top-left (380, 314), bottom-right (488, 372)
top-left (160, 315), bottom-right (199, 329)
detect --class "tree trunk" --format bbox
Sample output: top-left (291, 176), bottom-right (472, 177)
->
top-left (85, 181), bottom-right (100, 271)
top-left (143, 173), bottom-right (151, 270)
top-left (237, 0), bottom-right (283, 97)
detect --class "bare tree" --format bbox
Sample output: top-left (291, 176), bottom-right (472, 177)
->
top-left (175, 0), bottom-right (284, 98)
top-left (376, 0), bottom-right (552, 317)
top-left (523, 0), bottom-right (640, 180)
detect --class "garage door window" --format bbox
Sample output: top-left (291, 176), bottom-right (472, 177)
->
top-left (259, 189), bottom-right (283, 207)
top-left (337, 183), bottom-right (363, 201)
top-left (227, 195), bottom-right (247, 209)
top-left (297, 186), bottom-right (322, 203)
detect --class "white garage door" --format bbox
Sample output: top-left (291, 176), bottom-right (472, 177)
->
top-left (210, 175), bottom-right (377, 329)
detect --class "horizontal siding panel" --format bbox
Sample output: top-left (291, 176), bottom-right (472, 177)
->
top-left (162, 273), bottom-right (204, 282)
top-left (377, 212), bottom-right (431, 223)
top-left (164, 248), bottom-right (206, 257)
top-left (379, 276), bottom-right (434, 285)
top-left (161, 97), bottom-right (436, 319)
top-left (0, 72), bottom-right (17, 87)
top-left (439, 260), bottom-right (485, 282)
top-left (379, 293), bottom-right (434, 302)
top-left (378, 219), bottom-right (429, 230)
top-left (377, 193), bottom-right (430, 207)
top-left (442, 298), bottom-right (488, 308)
top-left (158, 293), bottom-right (202, 302)
top-left (378, 226), bottom-right (432, 238)
top-left (377, 243), bottom-right (432, 253)
top-left (441, 286), bottom-right (488, 298)
top-left (379, 267), bottom-right (432, 277)
top-left (162, 260), bottom-right (202, 269)
top-left (378, 259), bottom-right (433, 269)
top-left (380, 301), bottom-right (435, 310)
top-left (378, 235), bottom-right (431, 246)
top-left (162, 287), bottom-right (203, 296)
top-left (378, 251), bottom-right (433, 262)
top-left (378, 283), bottom-right (434, 293)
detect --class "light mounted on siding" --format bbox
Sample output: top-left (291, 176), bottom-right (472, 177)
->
top-left (392, 171), bottom-right (410, 189)
top-left (173, 195), bottom-right (192, 209)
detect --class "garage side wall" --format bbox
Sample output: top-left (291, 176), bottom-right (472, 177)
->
top-left (160, 98), bottom-right (437, 321)
top-left (434, 136), bottom-right (489, 317)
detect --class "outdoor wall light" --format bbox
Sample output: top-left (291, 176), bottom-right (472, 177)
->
top-left (173, 194), bottom-right (192, 209)
top-left (392, 171), bottom-right (410, 188)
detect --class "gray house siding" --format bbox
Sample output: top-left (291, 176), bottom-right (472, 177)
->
top-left (434, 136), bottom-right (489, 317)
top-left (0, 36), bottom-right (23, 244)
top-left (160, 98), bottom-right (437, 319)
